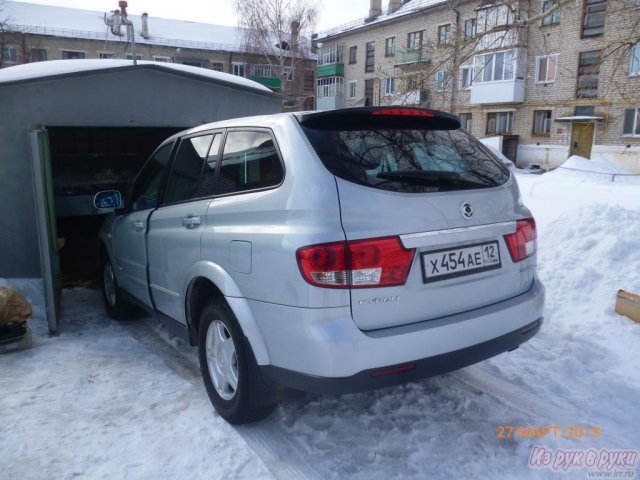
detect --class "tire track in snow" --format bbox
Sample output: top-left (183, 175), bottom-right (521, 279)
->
top-left (124, 318), bottom-right (325, 480)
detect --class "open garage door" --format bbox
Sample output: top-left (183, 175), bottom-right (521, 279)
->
top-left (33, 126), bottom-right (184, 332)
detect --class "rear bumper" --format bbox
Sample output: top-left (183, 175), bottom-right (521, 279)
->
top-left (261, 317), bottom-right (542, 394)
top-left (247, 276), bottom-right (544, 389)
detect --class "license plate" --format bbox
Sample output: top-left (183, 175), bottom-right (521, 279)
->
top-left (421, 241), bottom-right (501, 283)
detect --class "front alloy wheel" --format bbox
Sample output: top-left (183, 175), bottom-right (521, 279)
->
top-left (205, 320), bottom-right (239, 401)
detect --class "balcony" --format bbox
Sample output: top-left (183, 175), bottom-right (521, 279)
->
top-left (390, 89), bottom-right (429, 106)
top-left (475, 26), bottom-right (528, 52)
top-left (250, 76), bottom-right (281, 89)
top-left (394, 47), bottom-right (430, 66)
top-left (470, 79), bottom-right (524, 104)
top-left (317, 96), bottom-right (344, 111)
top-left (317, 63), bottom-right (344, 77)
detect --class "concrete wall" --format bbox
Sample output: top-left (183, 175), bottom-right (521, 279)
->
top-left (0, 67), bottom-right (281, 278)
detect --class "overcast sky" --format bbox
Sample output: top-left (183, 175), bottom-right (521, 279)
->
top-left (11, 0), bottom-right (372, 32)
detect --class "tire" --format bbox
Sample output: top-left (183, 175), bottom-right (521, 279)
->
top-left (198, 301), bottom-right (274, 424)
top-left (101, 258), bottom-right (132, 320)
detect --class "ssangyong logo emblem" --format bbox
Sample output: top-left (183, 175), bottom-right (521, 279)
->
top-left (460, 202), bottom-right (474, 219)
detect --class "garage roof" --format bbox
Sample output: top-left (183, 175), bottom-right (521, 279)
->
top-left (0, 59), bottom-right (276, 96)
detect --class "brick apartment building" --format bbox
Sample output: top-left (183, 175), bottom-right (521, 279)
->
top-left (0, 1), bottom-right (317, 110)
top-left (314, 0), bottom-right (640, 171)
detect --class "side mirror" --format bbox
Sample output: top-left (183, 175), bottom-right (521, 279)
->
top-left (94, 190), bottom-right (123, 213)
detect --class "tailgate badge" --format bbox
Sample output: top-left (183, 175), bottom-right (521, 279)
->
top-left (460, 202), bottom-right (474, 219)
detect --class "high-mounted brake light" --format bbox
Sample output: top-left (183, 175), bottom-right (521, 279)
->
top-left (503, 219), bottom-right (537, 262)
top-left (371, 108), bottom-right (434, 117)
top-left (296, 237), bottom-right (415, 288)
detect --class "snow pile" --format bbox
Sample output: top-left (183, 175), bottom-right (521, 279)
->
top-left (557, 155), bottom-right (634, 175)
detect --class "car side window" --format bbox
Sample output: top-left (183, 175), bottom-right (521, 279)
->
top-left (217, 130), bottom-right (284, 195)
top-left (192, 134), bottom-right (222, 199)
top-left (163, 134), bottom-right (214, 205)
top-left (129, 143), bottom-right (173, 212)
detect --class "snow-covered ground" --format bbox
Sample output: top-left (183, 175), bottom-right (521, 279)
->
top-left (2, 159), bottom-right (639, 480)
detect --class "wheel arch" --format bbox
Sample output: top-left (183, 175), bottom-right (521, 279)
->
top-left (184, 262), bottom-right (270, 366)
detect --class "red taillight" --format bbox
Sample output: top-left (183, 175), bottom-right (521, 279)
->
top-left (371, 108), bottom-right (434, 117)
top-left (503, 218), bottom-right (537, 262)
top-left (296, 236), bottom-right (415, 288)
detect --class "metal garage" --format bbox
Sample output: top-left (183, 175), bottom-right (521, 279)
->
top-left (0, 59), bottom-right (281, 333)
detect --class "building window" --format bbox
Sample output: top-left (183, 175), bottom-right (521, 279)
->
top-left (479, 4), bottom-right (515, 31)
top-left (407, 31), bottom-right (423, 50)
top-left (30, 48), bottom-right (47, 62)
top-left (253, 64), bottom-right (276, 78)
top-left (303, 69), bottom-right (315, 92)
top-left (61, 50), bottom-right (86, 60)
top-left (127, 54), bottom-right (143, 61)
top-left (474, 50), bottom-right (515, 83)
top-left (384, 77), bottom-right (394, 96)
top-left (460, 65), bottom-right (473, 89)
top-left (153, 56), bottom-right (170, 62)
top-left (541, 0), bottom-right (561, 25)
top-left (464, 19), bottom-right (477, 38)
top-left (435, 70), bottom-right (447, 91)
top-left (347, 80), bottom-right (357, 98)
top-left (365, 79), bottom-right (374, 103)
top-left (365, 41), bottom-right (375, 73)
top-left (438, 24), bottom-right (452, 45)
top-left (232, 62), bottom-right (246, 77)
top-left (576, 50), bottom-right (601, 98)
top-left (385, 37), bottom-right (395, 57)
top-left (2, 46), bottom-right (18, 63)
top-left (622, 108), bottom-right (640, 136)
top-left (486, 111), bottom-right (514, 134)
top-left (99, 52), bottom-right (115, 59)
top-left (319, 44), bottom-right (344, 65)
top-left (317, 76), bottom-right (344, 98)
top-left (630, 44), bottom-right (640, 76)
top-left (582, 0), bottom-right (606, 38)
top-left (349, 45), bottom-right (357, 64)
top-left (407, 75), bottom-right (422, 91)
top-left (211, 62), bottom-right (224, 72)
top-left (533, 110), bottom-right (552, 136)
top-left (459, 113), bottom-right (472, 131)
top-left (536, 54), bottom-right (558, 83)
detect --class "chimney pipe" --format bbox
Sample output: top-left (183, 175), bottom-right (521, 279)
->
top-left (119, 1), bottom-right (128, 17)
top-left (368, 0), bottom-right (382, 19)
top-left (388, 0), bottom-right (402, 13)
top-left (142, 12), bottom-right (149, 39)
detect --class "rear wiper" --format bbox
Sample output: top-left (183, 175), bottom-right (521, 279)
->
top-left (376, 170), bottom-right (488, 187)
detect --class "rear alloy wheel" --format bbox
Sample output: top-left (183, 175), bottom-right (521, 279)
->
top-left (198, 301), bottom-right (274, 424)
top-left (101, 259), bottom-right (131, 320)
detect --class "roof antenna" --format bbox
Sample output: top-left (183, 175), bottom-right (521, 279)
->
top-left (104, 1), bottom-right (137, 65)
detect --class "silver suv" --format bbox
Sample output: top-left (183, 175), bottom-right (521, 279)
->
top-left (95, 107), bottom-right (544, 424)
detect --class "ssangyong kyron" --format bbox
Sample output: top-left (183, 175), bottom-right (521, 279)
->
top-left (95, 107), bottom-right (544, 424)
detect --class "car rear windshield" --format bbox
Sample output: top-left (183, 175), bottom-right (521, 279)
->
top-left (302, 127), bottom-right (510, 193)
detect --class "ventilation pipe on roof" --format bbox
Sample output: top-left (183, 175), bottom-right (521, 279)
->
top-left (141, 12), bottom-right (150, 39)
top-left (388, 0), bottom-right (402, 13)
top-left (368, 0), bottom-right (382, 20)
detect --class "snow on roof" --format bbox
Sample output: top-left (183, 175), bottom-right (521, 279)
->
top-left (3, 1), bottom-right (246, 53)
top-left (0, 59), bottom-right (274, 94)
top-left (317, 0), bottom-right (447, 40)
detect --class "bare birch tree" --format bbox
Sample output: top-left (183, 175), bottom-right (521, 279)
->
top-left (234, 0), bottom-right (318, 109)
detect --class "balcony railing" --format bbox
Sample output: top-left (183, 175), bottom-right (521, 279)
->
top-left (475, 26), bottom-right (528, 52)
top-left (394, 47), bottom-right (430, 65)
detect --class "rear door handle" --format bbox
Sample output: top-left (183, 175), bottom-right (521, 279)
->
top-left (133, 220), bottom-right (145, 232)
top-left (182, 215), bottom-right (201, 229)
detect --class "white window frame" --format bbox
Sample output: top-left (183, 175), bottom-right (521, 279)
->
top-left (532, 110), bottom-right (553, 136)
top-left (317, 76), bottom-right (344, 98)
top-left (2, 45), bottom-right (18, 63)
top-left (630, 44), bottom-right (640, 77)
top-left (153, 55), bottom-right (170, 62)
top-left (319, 44), bottom-right (344, 66)
top-left (253, 64), bottom-right (276, 78)
top-left (435, 70), bottom-right (447, 91)
top-left (460, 65), bottom-right (473, 90)
top-left (347, 80), bottom-right (357, 99)
top-left (473, 49), bottom-right (516, 83)
top-left (384, 77), bottom-right (395, 96)
top-left (622, 107), bottom-right (640, 137)
top-left (232, 62), bottom-right (246, 77)
top-left (535, 54), bottom-right (559, 83)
